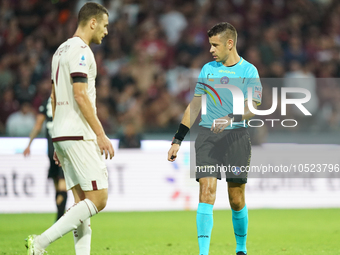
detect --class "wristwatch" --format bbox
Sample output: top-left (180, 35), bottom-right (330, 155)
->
top-left (228, 113), bottom-right (235, 121)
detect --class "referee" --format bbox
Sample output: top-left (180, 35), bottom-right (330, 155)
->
top-left (168, 22), bottom-right (262, 255)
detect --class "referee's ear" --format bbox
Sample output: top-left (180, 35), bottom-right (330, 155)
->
top-left (227, 38), bottom-right (234, 50)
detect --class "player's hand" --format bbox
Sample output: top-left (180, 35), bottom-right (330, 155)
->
top-left (168, 144), bottom-right (180, 162)
top-left (23, 147), bottom-right (30, 157)
top-left (97, 133), bottom-right (114, 159)
top-left (211, 116), bottom-right (232, 134)
top-left (53, 151), bottom-right (61, 167)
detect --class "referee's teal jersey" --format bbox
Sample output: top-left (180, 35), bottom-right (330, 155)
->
top-left (194, 57), bottom-right (262, 129)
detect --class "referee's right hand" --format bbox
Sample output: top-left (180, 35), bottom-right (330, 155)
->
top-left (168, 144), bottom-right (180, 162)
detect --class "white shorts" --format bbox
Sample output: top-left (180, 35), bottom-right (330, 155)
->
top-left (54, 140), bottom-right (108, 191)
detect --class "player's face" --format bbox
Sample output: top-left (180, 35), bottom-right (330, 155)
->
top-left (209, 35), bottom-right (229, 63)
top-left (93, 14), bottom-right (109, 44)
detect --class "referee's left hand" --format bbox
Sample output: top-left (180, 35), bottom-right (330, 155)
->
top-left (211, 116), bottom-right (232, 133)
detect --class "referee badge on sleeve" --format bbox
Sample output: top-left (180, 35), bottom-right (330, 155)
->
top-left (254, 86), bottom-right (262, 100)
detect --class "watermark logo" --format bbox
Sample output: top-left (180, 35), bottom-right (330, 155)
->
top-left (200, 82), bottom-right (312, 128)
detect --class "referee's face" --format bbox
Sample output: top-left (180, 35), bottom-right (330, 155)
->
top-left (209, 35), bottom-right (229, 63)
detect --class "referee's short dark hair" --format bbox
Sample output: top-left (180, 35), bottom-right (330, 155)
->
top-left (208, 22), bottom-right (237, 45)
top-left (78, 2), bottom-right (109, 26)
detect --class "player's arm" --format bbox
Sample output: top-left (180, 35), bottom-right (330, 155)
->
top-left (51, 82), bottom-right (56, 119)
top-left (242, 100), bottom-right (257, 120)
top-left (23, 114), bottom-right (46, 157)
top-left (180, 96), bottom-right (202, 128)
top-left (73, 81), bottom-right (114, 159)
top-left (167, 96), bottom-right (201, 162)
top-left (211, 100), bottom-right (257, 133)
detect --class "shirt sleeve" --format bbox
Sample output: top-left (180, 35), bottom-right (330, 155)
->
top-left (194, 66), bottom-right (207, 97)
top-left (244, 65), bottom-right (262, 106)
top-left (69, 46), bottom-right (91, 79)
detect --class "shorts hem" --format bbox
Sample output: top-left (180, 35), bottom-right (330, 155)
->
top-left (226, 178), bottom-right (247, 184)
top-left (196, 175), bottom-right (221, 182)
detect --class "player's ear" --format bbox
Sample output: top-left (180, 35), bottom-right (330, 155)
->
top-left (89, 18), bottom-right (96, 30)
top-left (227, 39), bottom-right (234, 50)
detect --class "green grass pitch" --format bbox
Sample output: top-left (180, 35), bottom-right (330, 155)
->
top-left (0, 209), bottom-right (339, 254)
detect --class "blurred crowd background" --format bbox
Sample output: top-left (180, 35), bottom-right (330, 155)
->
top-left (1, 0), bottom-right (340, 142)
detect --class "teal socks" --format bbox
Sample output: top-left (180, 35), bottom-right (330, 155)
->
top-left (232, 205), bottom-right (248, 254)
top-left (196, 203), bottom-right (214, 255)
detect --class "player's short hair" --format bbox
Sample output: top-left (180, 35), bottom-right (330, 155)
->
top-left (207, 22), bottom-right (237, 45)
top-left (78, 2), bottom-right (109, 27)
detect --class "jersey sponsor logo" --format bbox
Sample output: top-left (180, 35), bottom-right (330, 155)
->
top-left (79, 55), bottom-right (86, 66)
top-left (57, 101), bottom-right (69, 106)
top-left (220, 76), bottom-right (229, 84)
top-left (232, 166), bottom-right (242, 176)
top-left (218, 70), bottom-right (235, 75)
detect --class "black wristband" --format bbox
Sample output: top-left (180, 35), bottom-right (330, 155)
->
top-left (228, 113), bottom-right (242, 122)
top-left (174, 123), bottom-right (189, 141)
